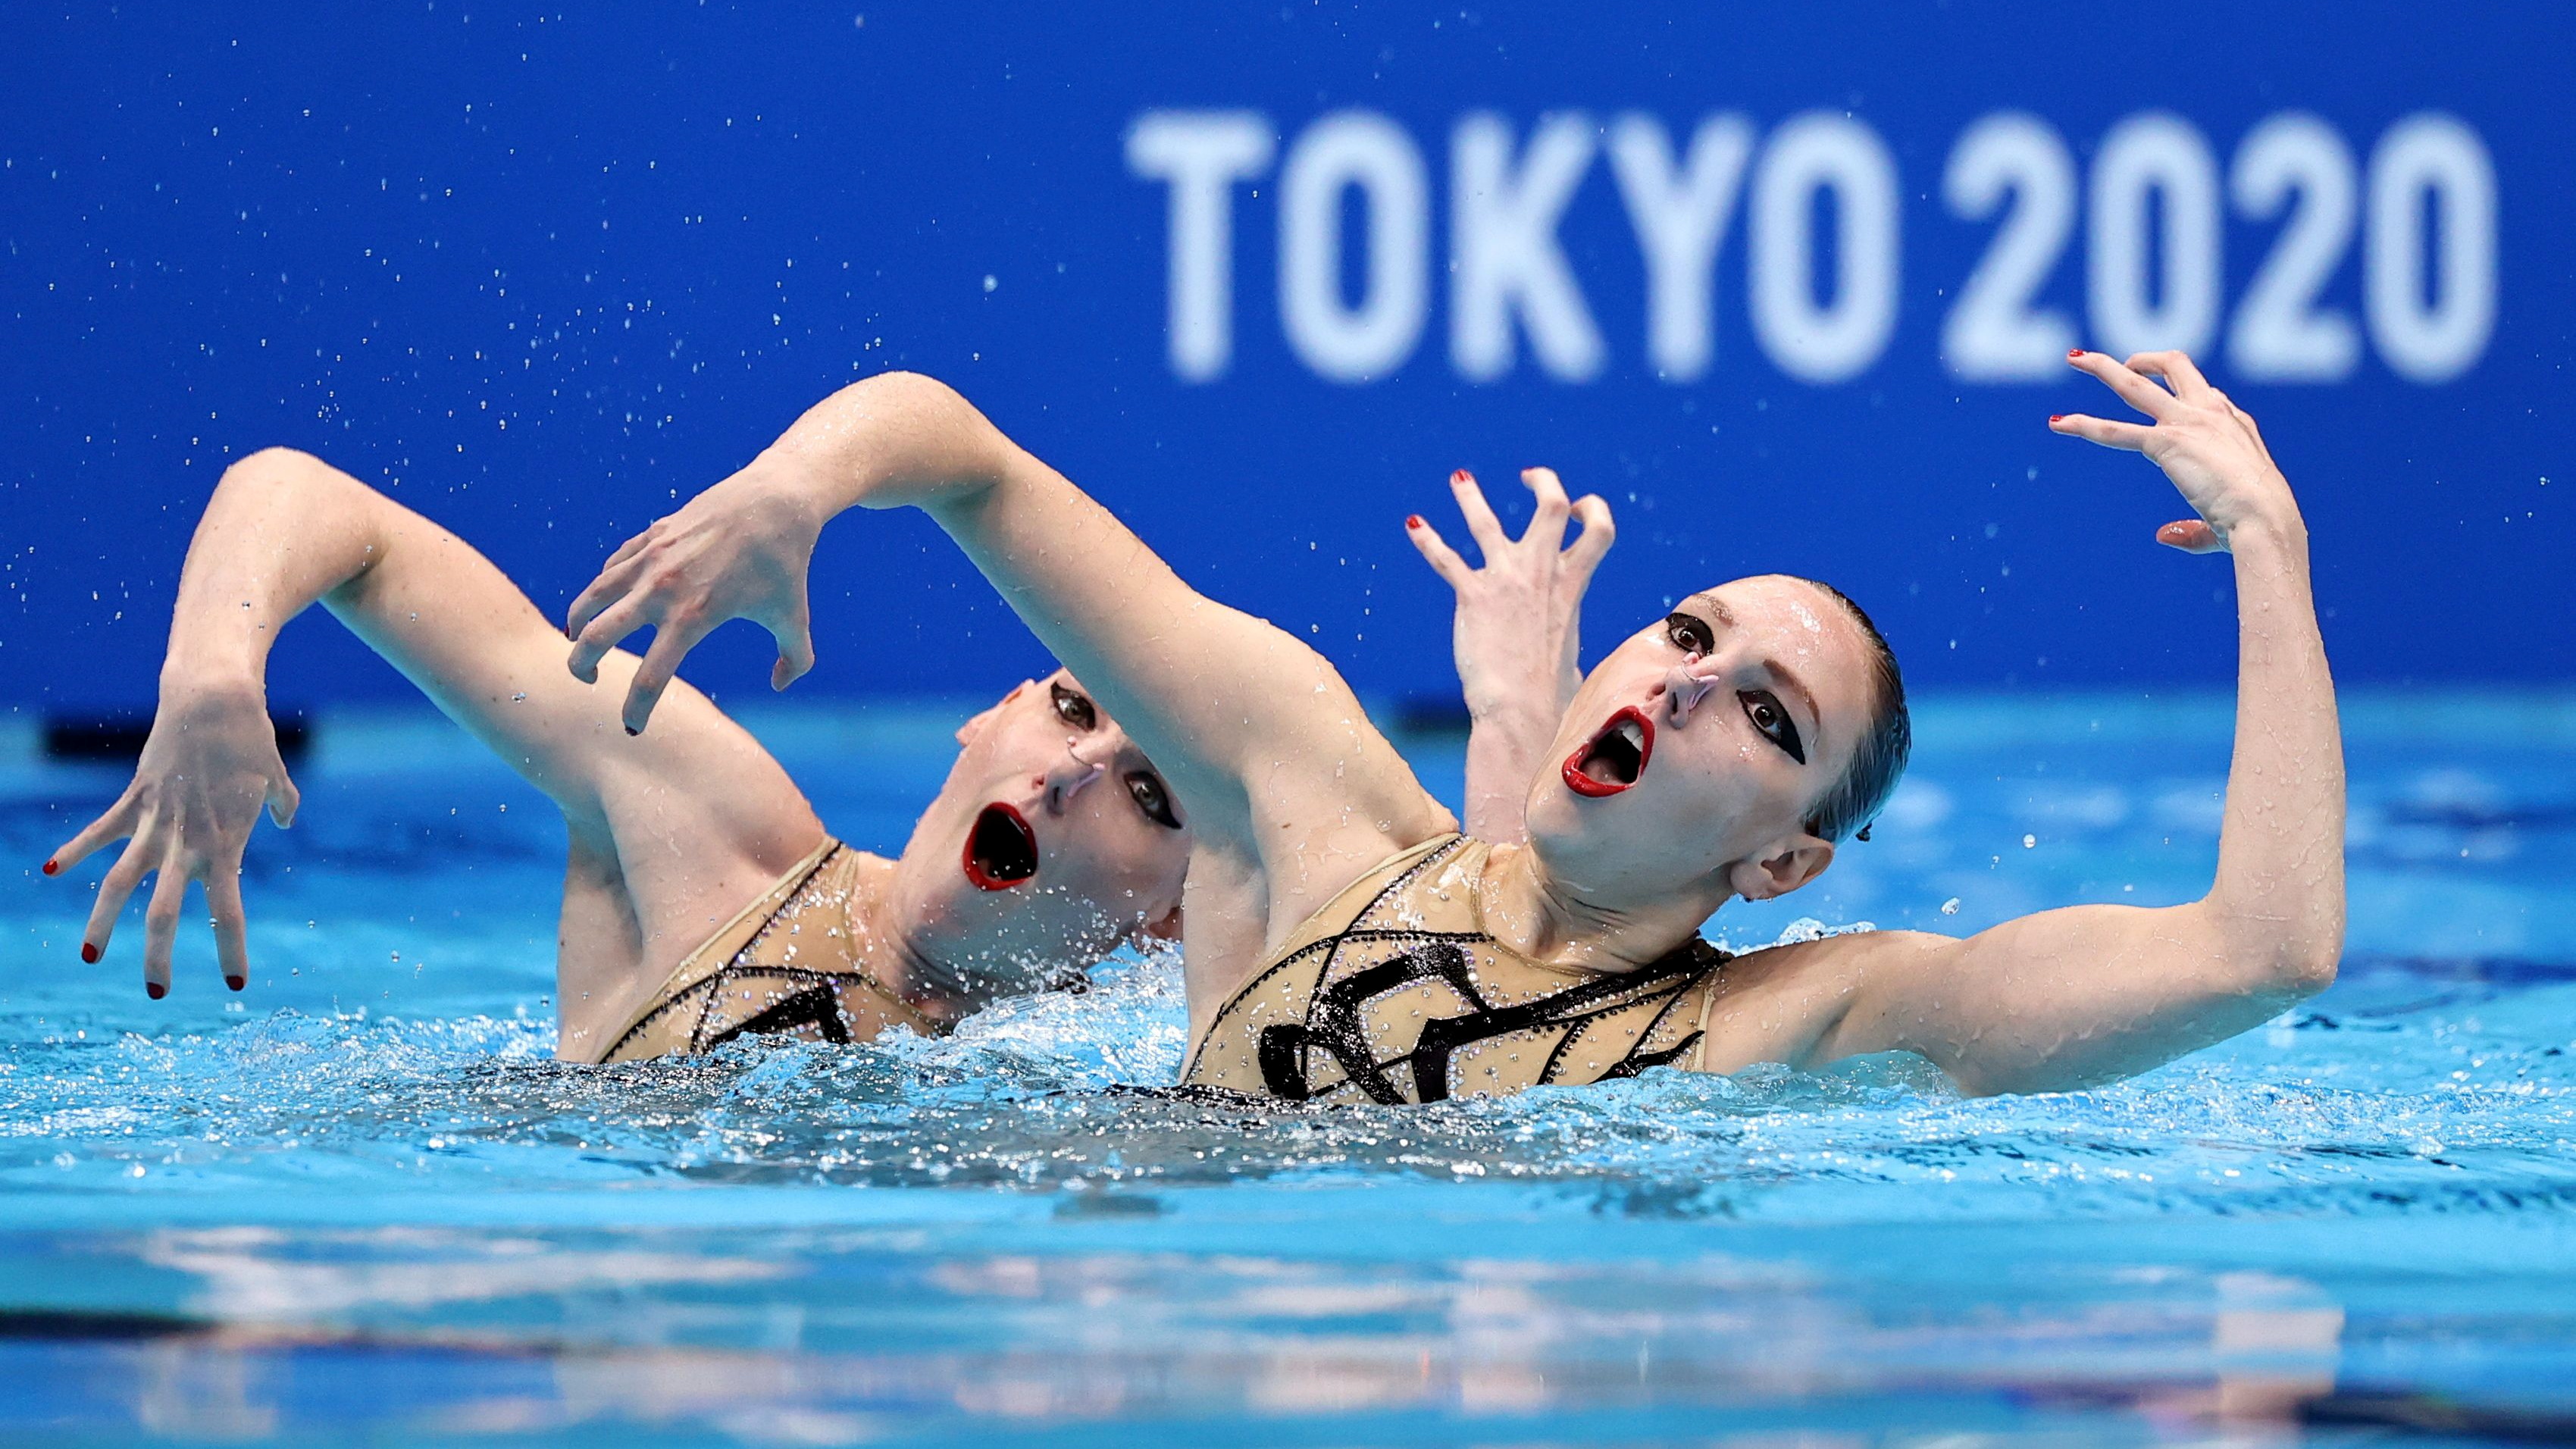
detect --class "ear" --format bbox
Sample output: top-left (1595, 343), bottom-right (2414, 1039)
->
top-left (1724, 834), bottom-right (1835, 902)
top-left (1137, 905), bottom-right (1185, 943)
top-left (955, 681), bottom-right (1035, 746)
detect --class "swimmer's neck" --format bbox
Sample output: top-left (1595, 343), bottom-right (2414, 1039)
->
top-left (1475, 839), bottom-right (1726, 975)
top-left (845, 851), bottom-right (978, 1028)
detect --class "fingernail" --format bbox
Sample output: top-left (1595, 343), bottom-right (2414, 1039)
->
top-left (41, 859), bottom-right (58, 876)
top-left (1405, 515), bottom-right (1424, 529)
top-left (146, 981), bottom-right (165, 1000)
top-left (2067, 348), bottom-right (2086, 359)
top-left (2049, 415), bottom-right (2064, 424)
top-left (227, 975), bottom-right (246, 992)
top-left (1450, 469), bottom-right (1470, 484)
top-left (80, 943), bottom-right (99, 964)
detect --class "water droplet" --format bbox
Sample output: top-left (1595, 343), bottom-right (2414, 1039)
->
top-left (1939, 897), bottom-right (1961, 916)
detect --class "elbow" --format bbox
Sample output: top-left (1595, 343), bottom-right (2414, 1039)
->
top-left (218, 445), bottom-right (326, 490)
top-left (2278, 933), bottom-right (2343, 996)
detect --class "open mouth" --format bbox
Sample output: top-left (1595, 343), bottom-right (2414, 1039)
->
top-left (1563, 707), bottom-right (1653, 798)
top-left (962, 803), bottom-right (1040, 890)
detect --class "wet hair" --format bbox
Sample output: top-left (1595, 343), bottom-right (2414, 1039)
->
top-left (1795, 580), bottom-right (1911, 844)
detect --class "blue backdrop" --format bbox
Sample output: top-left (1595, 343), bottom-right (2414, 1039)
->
top-left (2, 2), bottom-right (2567, 715)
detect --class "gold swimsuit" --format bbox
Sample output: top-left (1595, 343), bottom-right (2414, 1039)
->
top-left (1180, 834), bottom-right (1726, 1103)
top-left (598, 838), bottom-right (944, 1064)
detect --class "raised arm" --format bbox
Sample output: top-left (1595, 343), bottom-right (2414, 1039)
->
top-left (1781, 350), bottom-right (2343, 1095)
top-left (47, 447), bottom-right (815, 995)
top-left (1406, 467), bottom-right (1614, 842)
top-left (565, 373), bottom-right (1452, 934)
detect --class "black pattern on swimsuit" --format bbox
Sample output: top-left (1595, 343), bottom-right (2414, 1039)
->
top-left (1196, 836), bottom-right (1729, 1104)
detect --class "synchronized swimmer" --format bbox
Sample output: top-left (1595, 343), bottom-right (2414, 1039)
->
top-left (49, 346), bottom-right (2345, 1099)
top-left (564, 346), bottom-right (2345, 1100)
top-left (40, 438), bottom-right (1604, 1062)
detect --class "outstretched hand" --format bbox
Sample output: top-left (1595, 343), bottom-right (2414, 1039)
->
top-left (2051, 349), bottom-right (2299, 553)
top-left (1406, 467), bottom-right (1615, 717)
top-left (564, 466), bottom-right (823, 734)
top-left (45, 685), bottom-right (299, 997)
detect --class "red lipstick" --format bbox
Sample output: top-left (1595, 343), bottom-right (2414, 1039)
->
top-left (1562, 706), bottom-right (1654, 798)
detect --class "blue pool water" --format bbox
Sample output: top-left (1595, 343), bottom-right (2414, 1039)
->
top-left (2, 693), bottom-right (2573, 1446)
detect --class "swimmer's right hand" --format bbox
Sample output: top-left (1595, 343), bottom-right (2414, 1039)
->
top-left (45, 682), bottom-right (299, 998)
top-left (564, 464), bottom-right (824, 734)
top-left (1406, 467), bottom-right (1614, 718)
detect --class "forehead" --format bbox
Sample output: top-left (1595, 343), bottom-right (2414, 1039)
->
top-left (1676, 576), bottom-right (1879, 722)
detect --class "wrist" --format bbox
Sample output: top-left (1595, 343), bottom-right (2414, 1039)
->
top-left (156, 661), bottom-right (267, 715)
top-left (159, 643), bottom-right (266, 702)
top-left (2224, 502), bottom-right (2308, 557)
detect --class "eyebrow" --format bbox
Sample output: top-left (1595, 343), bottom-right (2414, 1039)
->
top-left (1686, 593), bottom-right (1823, 758)
top-left (1763, 656), bottom-right (1823, 756)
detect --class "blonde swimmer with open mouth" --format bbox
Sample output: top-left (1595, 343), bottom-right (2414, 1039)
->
top-left (563, 346), bottom-right (2343, 1102)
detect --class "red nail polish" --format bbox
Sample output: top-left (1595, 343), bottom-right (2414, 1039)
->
top-left (80, 943), bottom-right (99, 964)
top-left (2068, 348), bottom-right (2086, 359)
top-left (1450, 469), bottom-right (1470, 484)
top-left (227, 975), bottom-right (246, 992)
top-left (146, 981), bottom-right (165, 1000)
top-left (2049, 415), bottom-right (2064, 424)
top-left (1405, 515), bottom-right (1424, 529)
top-left (41, 859), bottom-right (58, 876)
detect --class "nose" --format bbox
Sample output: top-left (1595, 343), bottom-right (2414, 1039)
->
top-left (1042, 740), bottom-right (1107, 815)
top-left (1658, 653), bottom-right (1721, 728)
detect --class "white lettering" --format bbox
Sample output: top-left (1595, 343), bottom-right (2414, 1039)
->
top-left (1748, 113), bottom-right (1901, 383)
top-left (1606, 112), bottom-right (1754, 382)
top-left (2366, 112), bottom-right (2496, 383)
top-left (1278, 111), bottom-right (1430, 383)
top-left (1126, 111), bottom-right (1274, 381)
top-left (1451, 112), bottom-right (1605, 382)
top-left (2087, 112), bottom-right (2222, 357)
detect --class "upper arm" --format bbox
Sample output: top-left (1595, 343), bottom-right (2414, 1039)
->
top-left (919, 396), bottom-right (1451, 909)
top-left (1804, 900), bottom-right (2321, 1095)
top-left (321, 486), bottom-right (816, 864)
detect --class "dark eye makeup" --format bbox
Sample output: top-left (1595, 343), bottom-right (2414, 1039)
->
top-left (1050, 681), bottom-right (1097, 731)
top-left (1126, 771), bottom-right (1182, 829)
top-left (1739, 690), bottom-right (1806, 765)
top-left (1664, 612), bottom-right (1715, 656)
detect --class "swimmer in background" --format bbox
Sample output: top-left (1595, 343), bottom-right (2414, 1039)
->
top-left (574, 348), bottom-right (2344, 1100)
top-left (39, 443), bottom-right (1611, 1062)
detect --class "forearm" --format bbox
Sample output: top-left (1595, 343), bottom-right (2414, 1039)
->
top-left (2204, 514), bottom-right (2345, 985)
top-left (1460, 674), bottom-right (1573, 843)
top-left (161, 449), bottom-right (393, 693)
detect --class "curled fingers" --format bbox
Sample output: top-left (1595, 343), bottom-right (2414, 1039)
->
top-left (81, 831), bottom-right (155, 970)
top-left (48, 793), bottom-right (137, 876)
top-left (1447, 470), bottom-right (1508, 557)
top-left (1405, 512), bottom-right (1473, 589)
top-left (1563, 495), bottom-right (1616, 589)
top-left (2048, 413), bottom-right (2153, 452)
top-left (2068, 349), bottom-right (2177, 420)
top-left (205, 861), bottom-right (251, 991)
top-left (621, 611), bottom-right (712, 734)
top-left (567, 594), bottom-right (653, 684)
top-left (140, 836), bottom-right (188, 999)
top-left (2124, 350), bottom-right (2212, 399)
top-left (1518, 467), bottom-right (1573, 550)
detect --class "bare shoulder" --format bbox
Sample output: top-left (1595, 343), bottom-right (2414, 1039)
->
top-left (1696, 928), bottom-right (1958, 1074)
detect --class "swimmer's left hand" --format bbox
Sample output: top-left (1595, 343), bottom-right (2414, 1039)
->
top-left (2050, 349), bottom-right (2299, 553)
top-left (564, 465), bottom-right (823, 733)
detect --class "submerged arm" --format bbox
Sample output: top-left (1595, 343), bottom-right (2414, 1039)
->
top-left (1801, 351), bottom-right (2343, 1095)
